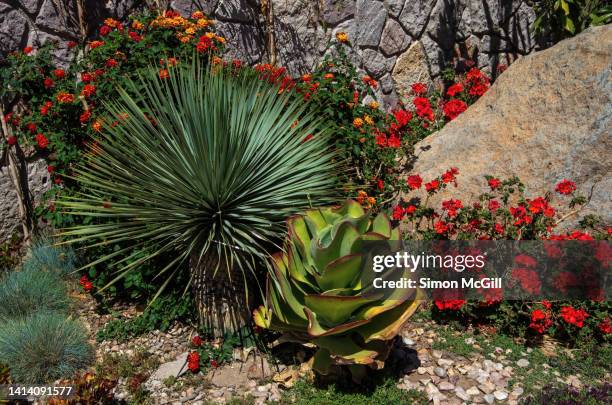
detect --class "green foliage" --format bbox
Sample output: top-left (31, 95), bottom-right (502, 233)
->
top-left (254, 200), bottom-right (421, 380)
top-left (58, 59), bottom-right (340, 301)
top-left (96, 293), bottom-right (194, 342)
top-left (279, 377), bottom-right (428, 405)
top-left (520, 383), bottom-right (612, 405)
top-left (22, 238), bottom-right (77, 278)
top-left (0, 312), bottom-right (93, 383)
top-left (532, 0), bottom-right (611, 42)
top-left (0, 267), bottom-right (69, 321)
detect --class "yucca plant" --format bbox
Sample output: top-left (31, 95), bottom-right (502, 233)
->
top-left (58, 59), bottom-right (340, 335)
top-left (0, 267), bottom-right (69, 321)
top-left (253, 200), bottom-right (422, 382)
top-left (0, 312), bottom-right (92, 383)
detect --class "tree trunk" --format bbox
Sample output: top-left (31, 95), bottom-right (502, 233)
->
top-left (190, 251), bottom-right (256, 338)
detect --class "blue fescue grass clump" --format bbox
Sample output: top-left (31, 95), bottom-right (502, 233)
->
top-left (22, 238), bottom-right (77, 278)
top-left (0, 312), bottom-right (93, 383)
top-left (0, 267), bottom-right (69, 321)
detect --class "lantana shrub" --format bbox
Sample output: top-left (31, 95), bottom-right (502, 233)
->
top-left (0, 9), bottom-right (224, 300)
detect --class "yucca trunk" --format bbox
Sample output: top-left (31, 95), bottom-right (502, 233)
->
top-left (190, 251), bottom-right (255, 337)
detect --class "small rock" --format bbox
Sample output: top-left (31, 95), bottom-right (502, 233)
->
top-left (438, 358), bottom-right (454, 367)
top-left (465, 337), bottom-right (475, 345)
top-left (439, 381), bottom-right (455, 391)
top-left (434, 367), bottom-right (447, 377)
top-left (494, 390), bottom-right (509, 400)
top-left (455, 386), bottom-right (470, 401)
top-left (402, 337), bottom-right (415, 346)
top-left (479, 381), bottom-right (496, 394)
top-left (467, 386), bottom-right (481, 396)
top-left (417, 367), bottom-right (428, 375)
top-left (432, 350), bottom-right (443, 359)
top-left (484, 394), bottom-right (495, 404)
top-left (516, 359), bottom-right (530, 368)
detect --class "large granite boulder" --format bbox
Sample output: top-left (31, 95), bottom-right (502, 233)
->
top-left (405, 25), bottom-right (612, 228)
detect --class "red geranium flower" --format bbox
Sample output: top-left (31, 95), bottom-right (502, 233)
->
top-left (23, 46), bottom-right (34, 54)
top-left (529, 309), bottom-right (552, 334)
top-left (26, 122), bottom-right (37, 134)
top-left (44, 77), bottom-right (55, 89)
top-left (83, 281), bottom-right (94, 292)
top-left (434, 299), bottom-right (465, 311)
top-left (488, 199), bottom-right (500, 211)
top-left (598, 318), bottom-right (612, 335)
top-left (210, 359), bottom-right (219, 368)
top-left (393, 109), bottom-right (412, 128)
top-left (99, 25), bottom-right (112, 36)
top-left (425, 179), bottom-right (440, 193)
top-left (187, 351), bottom-right (200, 373)
top-left (447, 82), bottom-right (464, 97)
top-left (7, 136), bottom-right (17, 146)
top-left (47, 165), bottom-right (55, 173)
top-left (53, 69), bottom-right (66, 79)
top-left (411, 82), bottom-right (427, 95)
top-left (488, 177), bottom-right (501, 190)
top-left (159, 69), bottom-right (169, 79)
top-left (406, 174), bottom-right (422, 190)
top-left (443, 99), bottom-right (467, 121)
top-left (560, 306), bottom-right (588, 328)
top-left (511, 267), bottom-right (541, 295)
top-left (555, 179), bottom-right (576, 195)
top-left (192, 336), bottom-right (203, 346)
top-left (441, 167), bottom-right (458, 184)
top-left (67, 41), bottom-right (78, 48)
top-left (35, 133), bottom-right (49, 149)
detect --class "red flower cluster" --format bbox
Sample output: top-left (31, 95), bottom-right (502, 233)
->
top-left (443, 99), bottom-right (467, 121)
top-left (528, 197), bottom-right (555, 217)
top-left (411, 82), bottom-right (427, 95)
top-left (446, 82), bottom-right (463, 97)
top-left (442, 199), bottom-right (463, 217)
top-left (187, 351), bottom-right (200, 373)
top-left (192, 335), bottom-right (202, 346)
top-left (560, 306), bottom-right (589, 328)
top-left (406, 174), bottom-right (422, 190)
top-left (598, 318), bottom-right (612, 335)
top-left (79, 275), bottom-right (93, 292)
top-left (413, 97), bottom-right (434, 121)
top-left (465, 68), bottom-right (490, 96)
top-left (35, 133), bottom-right (49, 148)
top-left (434, 299), bottom-right (465, 311)
top-left (529, 309), bottom-right (552, 334)
top-left (511, 267), bottom-right (541, 295)
top-left (555, 179), bottom-right (576, 195)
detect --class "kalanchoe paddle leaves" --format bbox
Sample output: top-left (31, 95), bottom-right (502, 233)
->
top-left (253, 200), bottom-right (422, 381)
top-left (56, 57), bottom-right (341, 311)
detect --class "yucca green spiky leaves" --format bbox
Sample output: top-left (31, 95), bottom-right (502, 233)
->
top-left (254, 200), bottom-right (422, 380)
top-left (58, 59), bottom-right (340, 297)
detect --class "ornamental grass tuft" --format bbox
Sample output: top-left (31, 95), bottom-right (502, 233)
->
top-left (22, 238), bottom-right (77, 278)
top-left (0, 267), bottom-right (69, 321)
top-left (0, 312), bottom-right (93, 383)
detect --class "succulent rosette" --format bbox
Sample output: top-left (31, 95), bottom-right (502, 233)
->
top-left (254, 200), bottom-right (422, 381)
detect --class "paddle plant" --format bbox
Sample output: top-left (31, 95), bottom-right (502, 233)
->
top-left (253, 200), bottom-right (422, 381)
